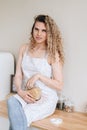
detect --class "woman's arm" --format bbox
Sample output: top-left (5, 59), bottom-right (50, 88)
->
top-left (39, 53), bottom-right (63, 90)
top-left (14, 44), bottom-right (35, 103)
top-left (14, 45), bottom-right (24, 92)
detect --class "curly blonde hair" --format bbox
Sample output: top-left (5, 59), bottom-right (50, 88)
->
top-left (30, 14), bottom-right (64, 64)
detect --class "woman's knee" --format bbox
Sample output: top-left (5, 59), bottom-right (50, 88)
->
top-left (7, 96), bottom-right (17, 109)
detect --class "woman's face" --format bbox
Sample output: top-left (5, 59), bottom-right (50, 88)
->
top-left (33, 21), bottom-right (47, 44)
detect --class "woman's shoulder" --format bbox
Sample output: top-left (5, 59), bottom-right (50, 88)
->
top-left (48, 52), bottom-right (60, 65)
top-left (20, 43), bottom-right (29, 50)
top-left (19, 43), bottom-right (29, 55)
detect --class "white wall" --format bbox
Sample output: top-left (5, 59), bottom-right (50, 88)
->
top-left (0, 0), bottom-right (87, 112)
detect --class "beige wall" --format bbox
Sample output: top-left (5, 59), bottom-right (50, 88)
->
top-left (0, 0), bottom-right (87, 112)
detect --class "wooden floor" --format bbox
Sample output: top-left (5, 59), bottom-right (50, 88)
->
top-left (0, 100), bottom-right (87, 130)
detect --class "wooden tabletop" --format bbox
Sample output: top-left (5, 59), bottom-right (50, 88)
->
top-left (32, 110), bottom-right (87, 130)
top-left (0, 100), bottom-right (87, 130)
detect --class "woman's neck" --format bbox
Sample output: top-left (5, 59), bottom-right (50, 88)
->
top-left (33, 43), bottom-right (47, 51)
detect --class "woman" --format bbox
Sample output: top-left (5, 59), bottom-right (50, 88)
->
top-left (7, 14), bottom-right (64, 130)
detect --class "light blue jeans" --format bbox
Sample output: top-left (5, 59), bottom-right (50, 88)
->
top-left (7, 96), bottom-right (28, 130)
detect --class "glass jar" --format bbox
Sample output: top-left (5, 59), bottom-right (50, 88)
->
top-left (64, 98), bottom-right (74, 112)
top-left (56, 93), bottom-right (66, 110)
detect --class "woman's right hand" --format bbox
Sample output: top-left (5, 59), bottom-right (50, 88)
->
top-left (17, 89), bottom-right (36, 103)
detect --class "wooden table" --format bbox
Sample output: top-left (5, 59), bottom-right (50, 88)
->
top-left (0, 100), bottom-right (87, 130)
top-left (32, 110), bottom-right (87, 130)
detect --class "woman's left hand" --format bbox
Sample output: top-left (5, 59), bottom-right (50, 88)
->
top-left (26, 73), bottom-right (40, 89)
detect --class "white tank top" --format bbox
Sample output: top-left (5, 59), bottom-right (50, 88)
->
top-left (21, 50), bottom-right (57, 95)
